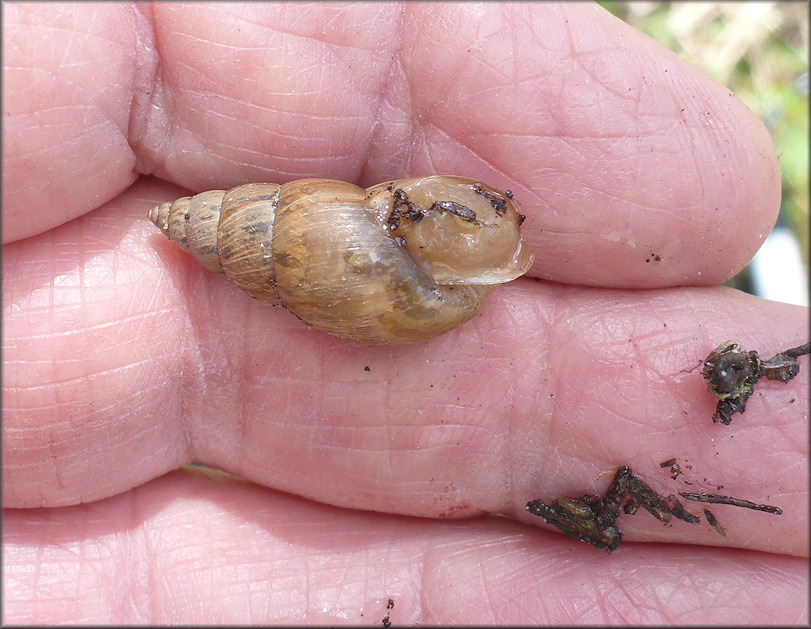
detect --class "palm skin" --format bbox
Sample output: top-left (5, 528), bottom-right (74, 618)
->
top-left (3, 3), bottom-right (807, 624)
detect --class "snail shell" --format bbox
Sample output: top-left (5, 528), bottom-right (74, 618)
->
top-left (148, 176), bottom-right (534, 344)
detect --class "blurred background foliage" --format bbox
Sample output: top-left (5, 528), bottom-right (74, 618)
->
top-left (600, 1), bottom-right (808, 294)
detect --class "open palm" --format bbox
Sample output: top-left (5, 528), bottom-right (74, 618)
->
top-left (3, 3), bottom-right (807, 624)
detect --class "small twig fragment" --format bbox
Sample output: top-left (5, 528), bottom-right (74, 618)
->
top-left (526, 467), bottom-right (682, 554)
top-left (660, 457), bottom-right (682, 479)
top-left (782, 342), bottom-right (811, 359)
top-left (527, 466), bottom-right (784, 553)
top-left (679, 492), bottom-right (783, 515)
top-left (526, 494), bottom-right (623, 553)
top-left (667, 495), bottom-right (701, 524)
top-left (760, 342), bottom-right (811, 383)
top-left (703, 509), bottom-right (727, 537)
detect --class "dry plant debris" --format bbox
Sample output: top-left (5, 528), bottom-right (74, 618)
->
top-left (526, 465), bottom-right (782, 553)
top-left (702, 341), bottom-right (809, 424)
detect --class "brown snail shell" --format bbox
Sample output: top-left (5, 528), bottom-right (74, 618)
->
top-left (148, 176), bottom-right (534, 344)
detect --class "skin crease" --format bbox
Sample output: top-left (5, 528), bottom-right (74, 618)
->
top-left (2, 1), bottom-right (807, 625)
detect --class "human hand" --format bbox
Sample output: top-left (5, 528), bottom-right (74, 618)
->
top-left (3, 2), bottom-right (807, 624)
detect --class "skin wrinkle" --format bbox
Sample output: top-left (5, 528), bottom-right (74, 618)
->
top-left (207, 142), bottom-right (358, 163)
top-left (401, 50), bottom-right (459, 126)
top-left (209, 102), bottom-right (367, 129)
top-left (473, 544), bottom-right (499, 622)
top-left (184, 294), bottom-right (238, 466)
top-left (417, 122), bottom-right (514, 189)
top-left (599, 576), bottom-right (637, 622)
top-left (4, 4), bottom-right (805, 621)
top-left (16, 104), bottom-right (112, 125)
top-left (6, 479), bottom-right (807, 621)
top-left (261, 23), bottom-right (380, 60)
top-left (10, 359), bottom-right (151, 395)
top-left (465, 128), bottom-right (682, 140)
top-left (676, 99), bottom-right (724, 209)
top-left (45, 427), bottom-right (66, 495)
top-left (465, 43), bottom-right (514, 85)
top-left (145, 7), bottom-right (394, 184)
top-left (564, 164), bottom-right (686, 224)
top-left (624, 338), bottom-right (671, 404)
top-left (244, 7), bottom-right (391, 55)
top-left (532, 297), bottom-right (570, 468)
top-left (357, 10), bottom-right (408, 179)
top-left (542, 21), bottom-right (727, 244)
top-left (10, 310), bottom-right (166, 343)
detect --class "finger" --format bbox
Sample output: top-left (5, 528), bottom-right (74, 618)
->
top-left (3, 468), bottom-right (807, 624)
top-left (4, 4), bottom-right (779, 289)
top-left (4, 180), bottom-right (807, 556)
top-left (2, 2), bottom-right (142, 242)
top-left (396, 2), bottom-right (781, 288)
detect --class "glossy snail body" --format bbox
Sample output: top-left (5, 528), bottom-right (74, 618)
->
top-left (149, 176), bottom-right (534, 344)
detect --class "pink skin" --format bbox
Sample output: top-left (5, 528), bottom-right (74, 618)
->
top-left (3, 2), bottom-right (806, 625)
